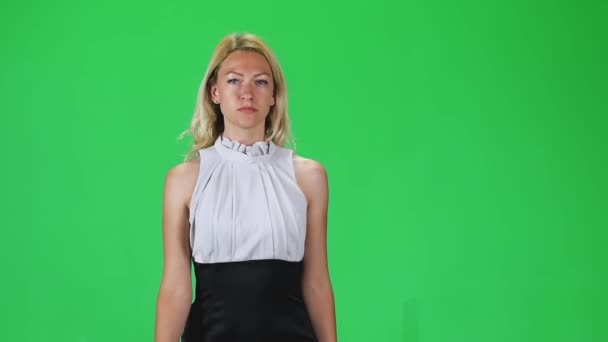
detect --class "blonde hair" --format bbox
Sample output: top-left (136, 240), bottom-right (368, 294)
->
top-left (178, 32), bottom-right (294, 162)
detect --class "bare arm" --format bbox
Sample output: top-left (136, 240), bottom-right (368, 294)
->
top-left (297, 158), bottom-right (337, 342)
top-left (154, 163), bottom-right (196, 342)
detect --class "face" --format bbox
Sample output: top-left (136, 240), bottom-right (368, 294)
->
top-left (210, 50), bottom-right (275, 134)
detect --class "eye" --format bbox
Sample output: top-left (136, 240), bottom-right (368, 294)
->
top-left (227, 78), bottom-right (239, 84)
top-left (256, 80), bottom-right (269, 86)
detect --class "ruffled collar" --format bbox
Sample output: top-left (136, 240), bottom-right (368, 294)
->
top-left (214, 134), bottom-right (277, 162)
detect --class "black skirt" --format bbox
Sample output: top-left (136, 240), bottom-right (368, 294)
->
top-left (181, 259), bottom-right (318, 342)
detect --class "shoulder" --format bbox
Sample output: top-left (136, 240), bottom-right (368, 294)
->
top-left (292, 154), bottom-right (328, 204)
top-left (164, 156), bottom-right (201, 210)
top-left (293, 154), bottom-right (327, 178)
top-left (166, 156), bottom-right (200, 182)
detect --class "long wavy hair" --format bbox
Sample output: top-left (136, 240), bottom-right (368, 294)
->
top-left (178, 32), bottom-right (295, 162)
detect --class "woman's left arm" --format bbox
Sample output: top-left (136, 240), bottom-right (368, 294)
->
top-left (300, 160), bottom-right (337, 342)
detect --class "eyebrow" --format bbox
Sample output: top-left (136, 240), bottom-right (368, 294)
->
top-left (224, 71), bottom-right (270, 77)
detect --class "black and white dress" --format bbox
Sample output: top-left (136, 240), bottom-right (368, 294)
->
top-left (181, 134), bottom-right (318, 342)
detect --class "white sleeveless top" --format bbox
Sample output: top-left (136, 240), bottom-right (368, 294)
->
top-left (188, 134), bottom-right (308, 264)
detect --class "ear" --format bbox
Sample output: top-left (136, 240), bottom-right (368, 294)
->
top-left (210, 85), bottom-right (219, 103)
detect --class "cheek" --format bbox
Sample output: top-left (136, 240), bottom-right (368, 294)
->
top-left (220, 86), bottom-right (234, 95)
top-left (258, 87), bottom-right (274, 99)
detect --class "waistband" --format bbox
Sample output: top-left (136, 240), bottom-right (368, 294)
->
top-left (182, 259), bottom-right (317, 341)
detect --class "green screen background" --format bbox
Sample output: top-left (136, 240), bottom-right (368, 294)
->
top-left (1, 0), bottom-right (606, 341)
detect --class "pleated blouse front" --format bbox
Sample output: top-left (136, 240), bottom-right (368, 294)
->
top-left (188, 134), bottom-right (308, 264)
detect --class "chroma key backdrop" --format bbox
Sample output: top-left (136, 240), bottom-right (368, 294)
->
top-left (1, 0), bottom-right (606, 341)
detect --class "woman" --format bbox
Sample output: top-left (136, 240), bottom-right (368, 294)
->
top-left (154, 32), bottom-right (337, 342)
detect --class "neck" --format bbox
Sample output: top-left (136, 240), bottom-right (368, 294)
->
top-left (222, 128), bottom-right (266, 146)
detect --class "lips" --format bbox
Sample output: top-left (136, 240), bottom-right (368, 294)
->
top-left (238, 106), bottom-right (258, 113)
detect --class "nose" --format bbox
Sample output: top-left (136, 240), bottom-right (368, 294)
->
top-left (240, 81), bottom-right (254, 102)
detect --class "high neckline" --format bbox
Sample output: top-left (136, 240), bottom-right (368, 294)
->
top-left (214, 134), bottom-right (277, 163)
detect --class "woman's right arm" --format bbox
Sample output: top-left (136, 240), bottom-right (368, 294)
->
top-left (154, 164), bottom-right (195, 342)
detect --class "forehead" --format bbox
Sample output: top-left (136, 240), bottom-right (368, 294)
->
top-left (219, 50), bottom-right (272, 75)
